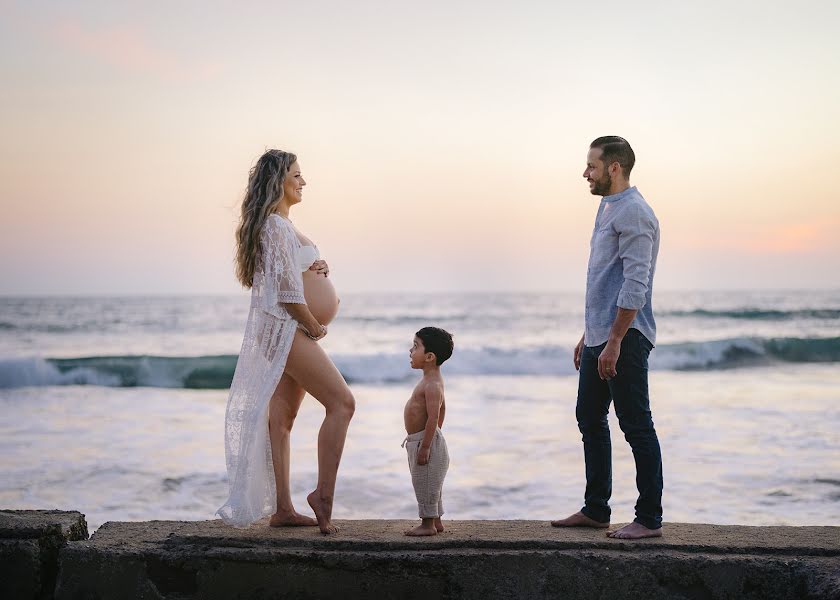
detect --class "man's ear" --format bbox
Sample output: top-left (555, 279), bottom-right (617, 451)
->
top-left (609, 161), bottom-right (623, 178)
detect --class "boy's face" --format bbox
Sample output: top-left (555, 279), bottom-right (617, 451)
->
top-left (409, 336), bottom-right (435, 369)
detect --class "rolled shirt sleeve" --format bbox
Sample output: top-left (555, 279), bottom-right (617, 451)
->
top-left (616, 203), bottom-right (656, 310)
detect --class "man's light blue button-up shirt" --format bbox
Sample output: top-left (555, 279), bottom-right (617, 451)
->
top-left (585, 186), bottom-right (659, 347)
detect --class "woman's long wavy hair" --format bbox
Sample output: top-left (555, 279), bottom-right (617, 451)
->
top-left (235, 149), bottom-right (298, 288)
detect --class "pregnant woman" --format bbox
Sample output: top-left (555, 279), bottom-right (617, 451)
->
top-left (217, 149), bottom-right (354, 534)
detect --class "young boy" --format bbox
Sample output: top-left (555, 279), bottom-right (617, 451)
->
top-left (402, 326), bottom-right (453, 536)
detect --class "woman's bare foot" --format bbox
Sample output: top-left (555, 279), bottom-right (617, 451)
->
top-left (434, 518), bottom-right (444, 533)
top-left (405, 519), bottom-right (437, 536)
top-left (550, 511), bottom-right (609, 528)
top-left (607, 522), bottom-right (662, 539)
top-left (307, 490), bottom-right (338, 535)
top-left (269, 510), bottom-right (318, 527)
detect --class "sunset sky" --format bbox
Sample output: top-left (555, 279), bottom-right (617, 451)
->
top-left (1, 0), bottom-right (838, 295)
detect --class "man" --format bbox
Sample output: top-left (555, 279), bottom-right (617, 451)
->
top-left (552, 136), bottom-right (663, 539)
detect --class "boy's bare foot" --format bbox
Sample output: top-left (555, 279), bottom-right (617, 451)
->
top-left (434, 518), bottom-right (444, 533)
top-left (405, 522), bottom-right (438, 536)
top-left (269, 510), bottom-right (318, 527)
top-left (550, 511), bottom-right (609, 528)
top-left (306, 490), bottom-right (338, 535)
top-left (607, 522), bottom-right (663, 539)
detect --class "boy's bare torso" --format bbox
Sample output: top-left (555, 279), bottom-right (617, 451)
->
top-left (404, 374), bottom-right (446, 434)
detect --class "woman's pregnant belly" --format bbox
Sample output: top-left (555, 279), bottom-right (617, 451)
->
top-left (302, 271), bottom-right (339, 325)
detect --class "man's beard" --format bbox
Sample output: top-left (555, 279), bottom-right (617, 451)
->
top-left (591, 171), bottom-right (612, 196)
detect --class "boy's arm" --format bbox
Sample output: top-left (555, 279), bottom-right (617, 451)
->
top-left (417, 384), bottom-right (442, 465)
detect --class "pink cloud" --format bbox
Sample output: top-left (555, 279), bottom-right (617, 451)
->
top-left (47, 18), bottom-right (224, 81)
top-left (680, 218), bottom-right (840, 256)
top-left (742, 221), bottom-right (839, 255)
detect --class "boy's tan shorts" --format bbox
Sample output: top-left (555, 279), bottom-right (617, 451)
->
top-left (402, 427), bottom-right (450, 518)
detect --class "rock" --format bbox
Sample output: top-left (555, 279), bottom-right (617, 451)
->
top-left (54, 519), bottom-right (840, 599)
top-left (0, 510), bottom-right (88, 600)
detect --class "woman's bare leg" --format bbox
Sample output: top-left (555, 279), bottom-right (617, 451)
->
top-left (284, 329), bottom-right (355, 534)
top-left (268, 372), bottom-right (317, 527)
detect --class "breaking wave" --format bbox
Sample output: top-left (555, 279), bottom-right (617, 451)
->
top-left (1, 336), bottom-right (838, 390)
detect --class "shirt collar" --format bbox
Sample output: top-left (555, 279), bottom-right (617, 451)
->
top-left (602, 186), bottom-right (637, 203)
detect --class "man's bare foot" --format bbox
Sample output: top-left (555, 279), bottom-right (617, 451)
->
top-left (405, 523), bottom-right (437, 536)
top-left (551, 511), bottom-right (609, 528)
top-left (306, 490), bottom-right (338, 535)
top-left (269, 510), bottom-right (318, 527)
top-left (434, 518), bottom-right (444, 533)
top-left (607, 522), bottom-right (663, 539)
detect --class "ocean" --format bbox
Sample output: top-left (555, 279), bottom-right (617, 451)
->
top-left (1, 291), bottom-right (839, 530)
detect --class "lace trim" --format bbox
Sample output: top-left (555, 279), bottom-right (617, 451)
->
top-left (277, 291), bottom-right (306, 304)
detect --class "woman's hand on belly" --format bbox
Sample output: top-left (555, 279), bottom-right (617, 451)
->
top-left (309, 259), bottom-right (329, 277)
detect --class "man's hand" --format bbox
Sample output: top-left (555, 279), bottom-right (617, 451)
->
top-left (598, 340), bottom-right (620, 380)
top-left (598, 308), bottom-right (637, 379)
top-left (417, 446), bottom-right (431, 465)
top-left (573, 334), bottom-right (585, 371)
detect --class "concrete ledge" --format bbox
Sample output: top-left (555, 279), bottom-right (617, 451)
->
top-left (55, 519), bottom-right (840, 599)
top-left (0, 510), bottom-right (89, 600)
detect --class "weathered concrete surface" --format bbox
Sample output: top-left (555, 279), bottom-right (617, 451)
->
top-left (55, 519), bottom-right (840, 599)
top-left (0, 510), bottom-right (89, 600)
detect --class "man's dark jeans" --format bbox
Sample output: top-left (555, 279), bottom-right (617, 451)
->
top-left (577, 328), bottom-right (663, 529)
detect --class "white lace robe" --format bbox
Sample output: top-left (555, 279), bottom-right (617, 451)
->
top-left (217, 214), bottom-right (306, 527)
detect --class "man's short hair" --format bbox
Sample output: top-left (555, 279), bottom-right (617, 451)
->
top-left (590, 136), bottom-right (635, 177)
top-left (416, 327), bottom-right (454, 365)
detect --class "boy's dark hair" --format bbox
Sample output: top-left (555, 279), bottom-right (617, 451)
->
top-left (590, 136), bottom-right (635, 177)
top-left (416, 327), bottom-right (454, 365)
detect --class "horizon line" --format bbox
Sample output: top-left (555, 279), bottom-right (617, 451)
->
top-left (1, 287), bottom-right (839, 299)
